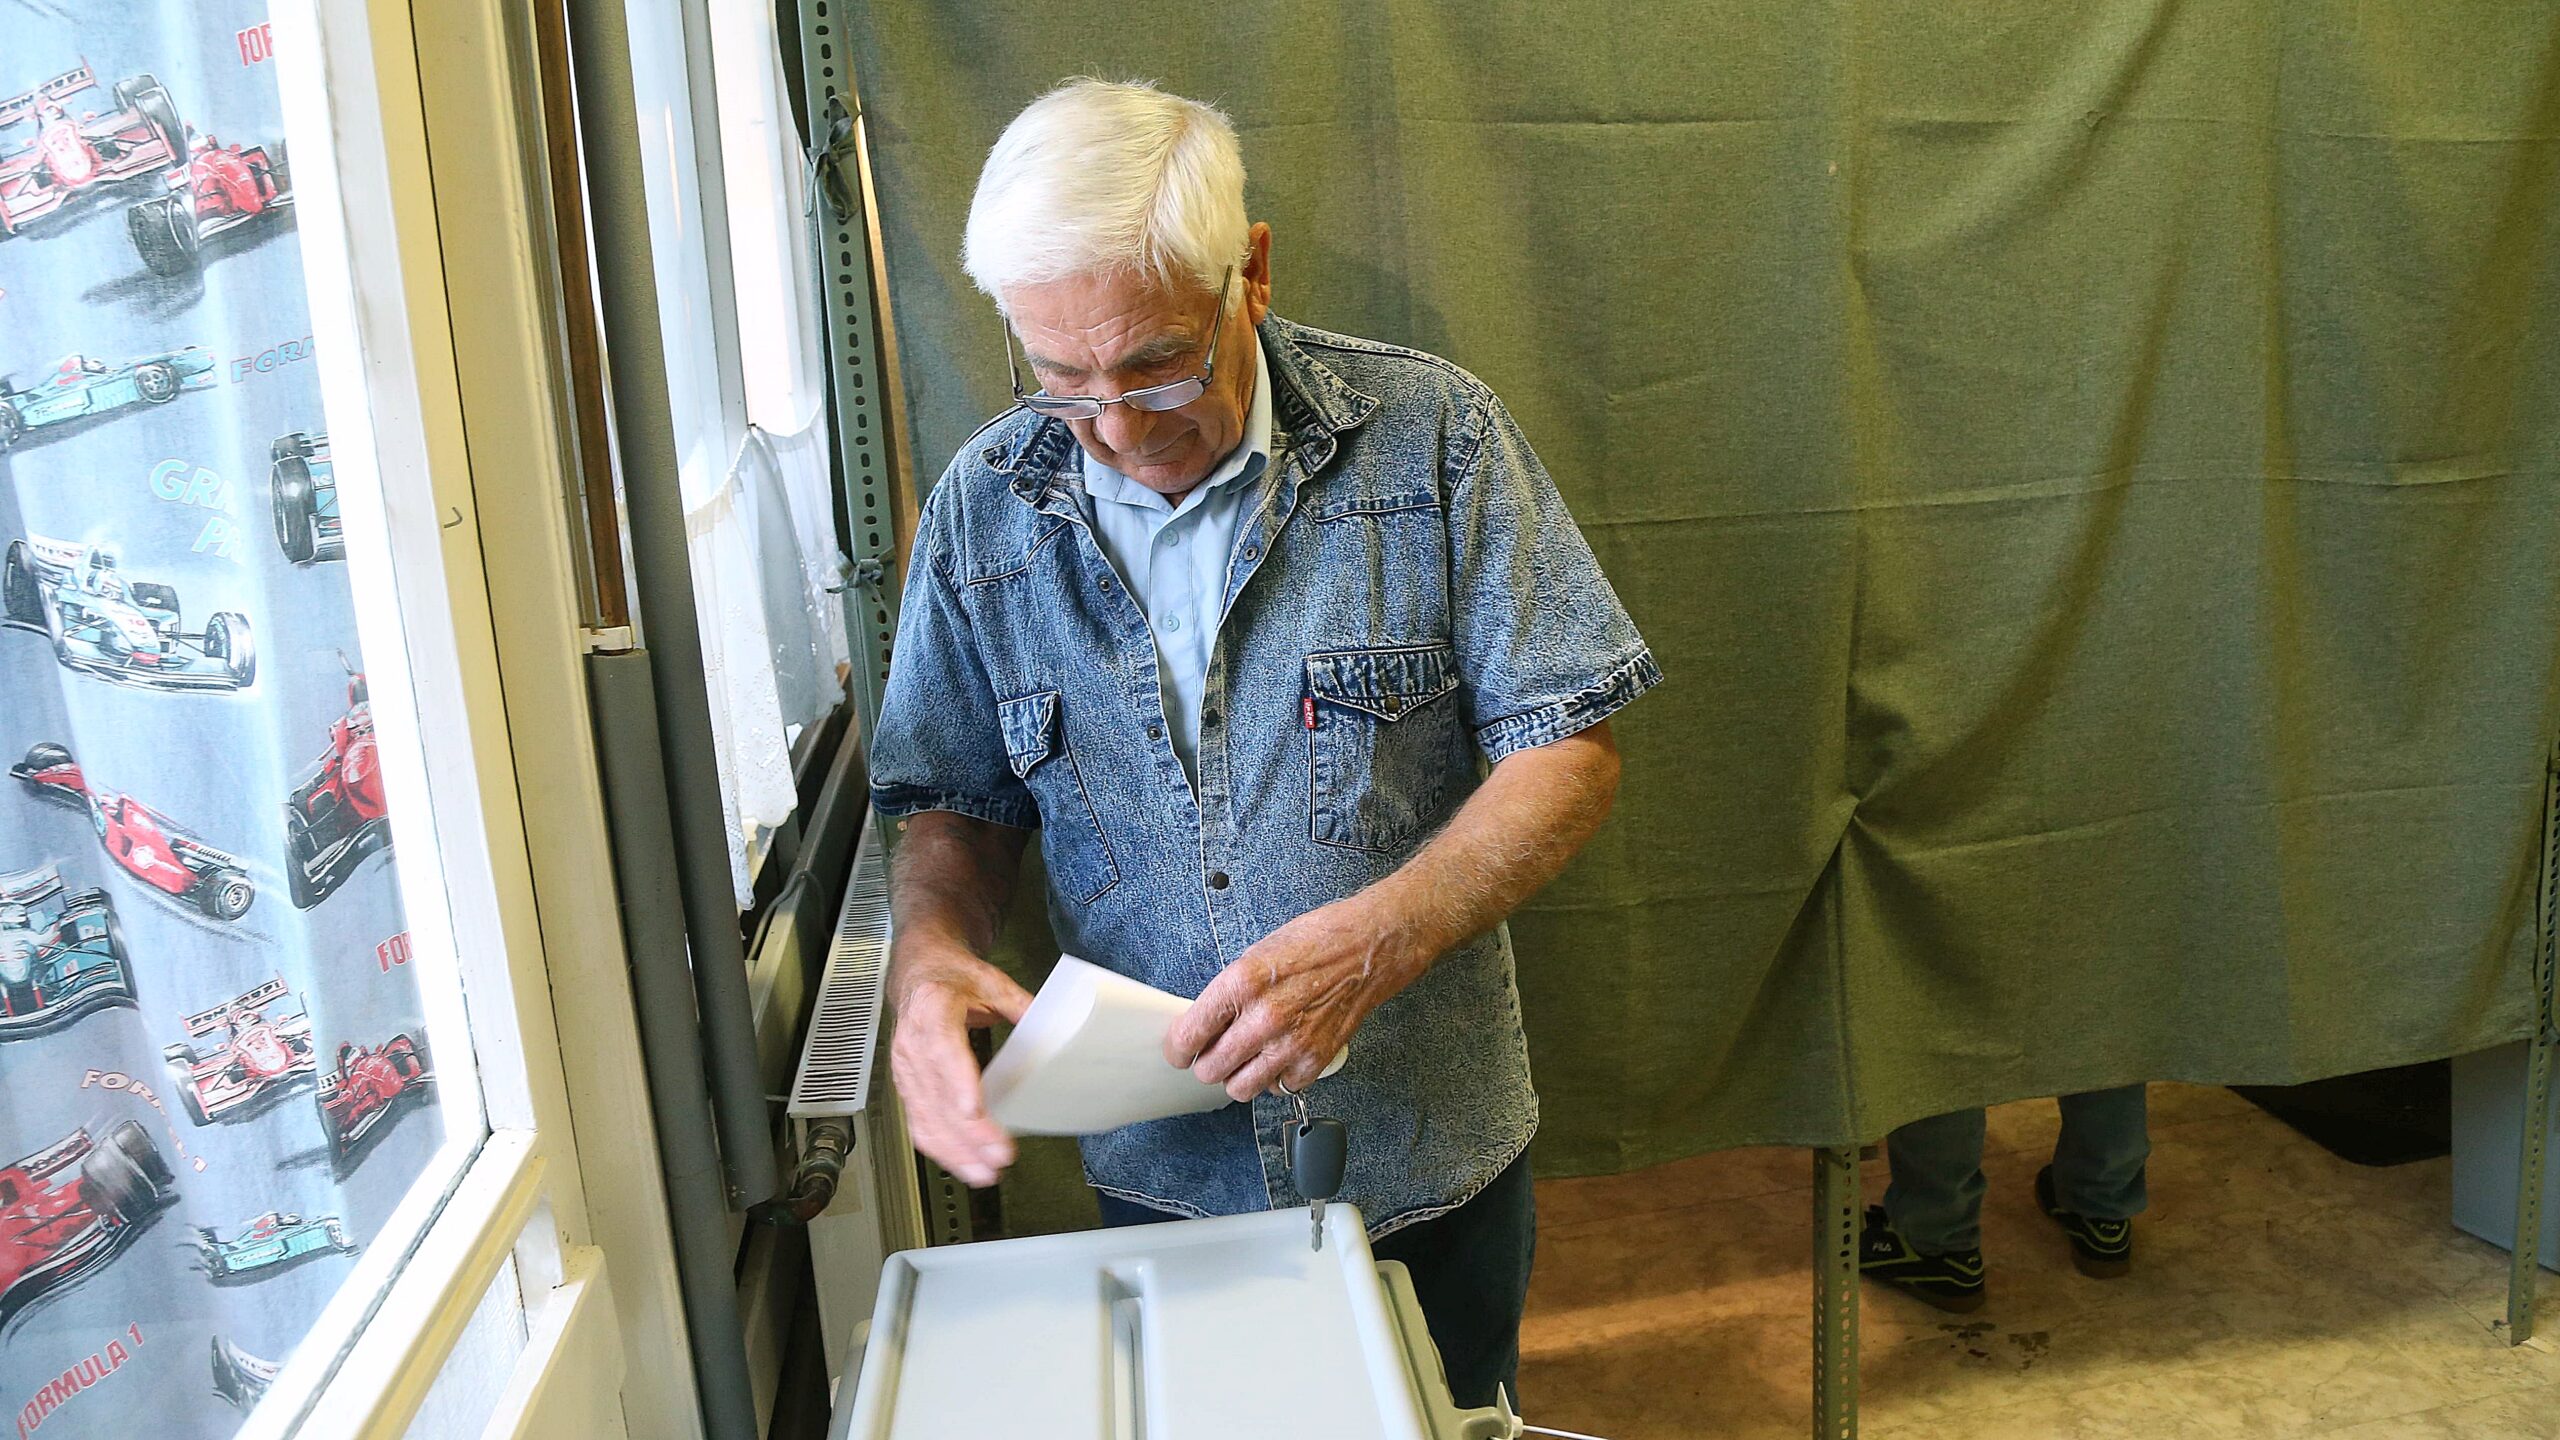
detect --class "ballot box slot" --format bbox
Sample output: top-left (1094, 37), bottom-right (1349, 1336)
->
top-left (1102, 1263), bottom-right (1153, 1440)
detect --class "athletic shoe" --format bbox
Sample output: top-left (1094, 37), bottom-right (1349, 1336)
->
top-left (2036, 1165), bottom-right (2134, 1278)
top-left (1858, 1205), bottom-right (1986, 1313)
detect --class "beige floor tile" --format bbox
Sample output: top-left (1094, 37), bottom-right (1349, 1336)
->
top-left (1539, 1145), bottom-right (1815, 1235)
top-left (1525, 1187), bottom-right (1816, 1343)
top-left (2370, 1304), bottom-right (2560, 1406)
top-left (2314, 1380), bottom-right (2560, 1438)
top-left (1520, 1316), bottom-right (1813, 1440)
top-left (2147, 1082), bottom-right (2264, 1129)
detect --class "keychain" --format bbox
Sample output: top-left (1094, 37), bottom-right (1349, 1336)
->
top-left (1278, 1083), bottom-right (1346, 1251)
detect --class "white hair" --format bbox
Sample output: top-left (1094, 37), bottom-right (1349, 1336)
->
top-left (962, 78), bottom-right (1247, 307)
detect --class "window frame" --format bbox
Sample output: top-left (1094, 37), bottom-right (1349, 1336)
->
top-left (224, 0), bottom-right (632, 1433)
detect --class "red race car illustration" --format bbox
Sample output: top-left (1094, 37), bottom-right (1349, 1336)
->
top-left (12, 742), bottom-right (257, 921)
top-left (126, 132), bottom-right (292, 276)
top-left (319, 1033), bottom-right (432, 1162)
top-left (286, 665), bottom-right (391, 909)
top-left (164, 976), bottom-right (317, 1126)
top-left (0, 1121), bottom-right (177, 1334)
top-left (0, 63), bottom-right (185, 239)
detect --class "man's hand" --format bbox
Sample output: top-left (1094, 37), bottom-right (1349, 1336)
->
top-left (884, 810), bottom-right (1034, 1188)
top-left (888, 942), bottom-right (1034, 1187)
top-left (1164, 896), bottom-right (1426, 1102)
top-left (1163, 723), bottom-right (1623, 1104)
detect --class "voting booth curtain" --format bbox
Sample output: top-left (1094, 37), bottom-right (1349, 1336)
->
top-left (846, 2), bottom-right (2560, 1174)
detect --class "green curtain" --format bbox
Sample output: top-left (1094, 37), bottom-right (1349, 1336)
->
top-left (847, 1), bottom-right (2560, 1176)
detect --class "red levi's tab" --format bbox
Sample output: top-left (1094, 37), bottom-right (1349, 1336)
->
top-left (1303, 696), bottom-right (1317, 730)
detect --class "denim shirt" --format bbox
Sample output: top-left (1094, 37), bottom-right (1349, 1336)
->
top-left (871, 316), bottom-right (1661, 1236)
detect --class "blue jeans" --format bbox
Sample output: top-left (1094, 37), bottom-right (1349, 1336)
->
top-left (1884, 1085), bottom-right (2150, 1256)
top-left (1096, 1150), bottom-right (1537, 1410)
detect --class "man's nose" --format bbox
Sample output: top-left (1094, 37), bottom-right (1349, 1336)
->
top-left (1092, 401), bottom-right (1158, 457)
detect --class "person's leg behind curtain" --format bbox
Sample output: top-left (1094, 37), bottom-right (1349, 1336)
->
top-left (1883, 1106), bottom-right (1990, 1254)
top-left (2051, 1083), bottom-right (2149, 1222)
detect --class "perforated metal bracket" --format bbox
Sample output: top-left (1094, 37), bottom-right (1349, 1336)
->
top-left (796, 2), bottom-right (900, 745)
top-left (1813, 1146), bottom-right (1861, 1437)
top-left (922, 1159), bottom-right (974, 1247)
top-left (2507, 742), bottom-right (2560, 1343)
top-left (2512, 1031), bottom-right (2553, 1343)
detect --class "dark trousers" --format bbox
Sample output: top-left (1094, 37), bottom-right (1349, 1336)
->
top-left (1095, 1151), bottom-right (1538, 1410)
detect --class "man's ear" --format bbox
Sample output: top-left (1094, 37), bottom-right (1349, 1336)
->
top-left (1242, 222), bottom-right (1274, 325)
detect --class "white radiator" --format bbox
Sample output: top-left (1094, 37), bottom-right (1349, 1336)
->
top-left (788, 813), bottom-right (925, 1384)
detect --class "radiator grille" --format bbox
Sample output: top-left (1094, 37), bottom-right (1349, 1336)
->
top-left (788, 811), bottom-right (891, 1118)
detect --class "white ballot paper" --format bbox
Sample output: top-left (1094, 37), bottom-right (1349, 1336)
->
top-left (982, 955), bottom-right (1348, 1135)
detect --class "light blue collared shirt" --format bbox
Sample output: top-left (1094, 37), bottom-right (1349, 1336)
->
top-left (1080, 332), bottom-right (1276, 782)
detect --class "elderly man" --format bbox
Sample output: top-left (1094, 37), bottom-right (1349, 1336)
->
top-left (870, 78), bottom-right (1657, 1405)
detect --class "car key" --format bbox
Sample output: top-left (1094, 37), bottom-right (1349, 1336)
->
top-left (1283, 1090), bottom-right (1347, 1252)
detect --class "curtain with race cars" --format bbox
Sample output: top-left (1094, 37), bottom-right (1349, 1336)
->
top-left (0, 4), bottom-right (456, 1435)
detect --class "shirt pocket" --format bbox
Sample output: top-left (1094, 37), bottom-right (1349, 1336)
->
top-left (1304, 643), bottom-right (1462, 854)
top-left (997, 690), bottom-right (1120, 904)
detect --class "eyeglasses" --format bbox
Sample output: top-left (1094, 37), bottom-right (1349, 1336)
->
top-left (1007, 267), bottom-right (1233, 419)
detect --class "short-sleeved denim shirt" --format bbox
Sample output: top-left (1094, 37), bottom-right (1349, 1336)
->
top-left (870, 316), bottom-right (1660, 1236)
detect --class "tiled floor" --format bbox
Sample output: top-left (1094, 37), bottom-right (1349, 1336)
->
top-left (1519, 1084), bottom-right (2560, 1439)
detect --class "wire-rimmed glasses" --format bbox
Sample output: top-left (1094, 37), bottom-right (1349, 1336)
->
top-left (1006, 267), bottom-right (1234, 419)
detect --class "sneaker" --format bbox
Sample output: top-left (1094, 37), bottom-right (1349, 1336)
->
top-left (2036, 1165), bottom-right (2133, 1279)
top-left (1858, 1205), bottom-right (1986, 1313)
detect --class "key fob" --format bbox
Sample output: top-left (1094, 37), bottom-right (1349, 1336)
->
top-left (1287, 1116), bottom-right (1347, 1201)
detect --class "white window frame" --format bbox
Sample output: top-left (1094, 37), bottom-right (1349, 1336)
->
top-left (217, 0), bottom-right (654, 1435)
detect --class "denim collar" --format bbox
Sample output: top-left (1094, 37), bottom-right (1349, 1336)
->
top-left (985, 315), bottom-right (1379, 514)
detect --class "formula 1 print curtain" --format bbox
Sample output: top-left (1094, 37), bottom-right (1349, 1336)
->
top-left (848, 2), bottom-right (2560, 1174)
top-left (0, 3), bottom-right (458, 1435)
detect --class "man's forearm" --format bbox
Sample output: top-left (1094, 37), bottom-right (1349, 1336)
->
top-left (1358, 722), bottom-right (1622, 971)
top-left (888, 811), bottom-right (1029, 996)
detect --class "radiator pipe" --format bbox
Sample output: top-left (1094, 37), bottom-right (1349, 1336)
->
top-left (753, 1119), bottom-right (855, 1227)
top-left (587, 651), bottom-right (761, 1440)
top-left (560, 0), bottom-right (778, 1210)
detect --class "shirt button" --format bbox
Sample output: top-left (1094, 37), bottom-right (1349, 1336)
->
top-left (1164, 614), bottom-right (1183, 633)
top-left (1208, 871), bottom-right (1230, 890)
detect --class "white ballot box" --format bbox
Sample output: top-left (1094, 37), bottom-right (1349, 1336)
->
top-left (829, 1205), bottom-right (1523, 1440)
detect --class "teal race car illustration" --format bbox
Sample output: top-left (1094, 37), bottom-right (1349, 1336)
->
top-left (0, 865), bottom-right (134, 1038)
top-left (269, 430), bottom-right (340, 563)
top-left (2, 536), bottom-right (257, 692)
top-left (0, 347), bottom-right (213, 449)
top-left (190, 1210), bottom-right (355, 1281)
